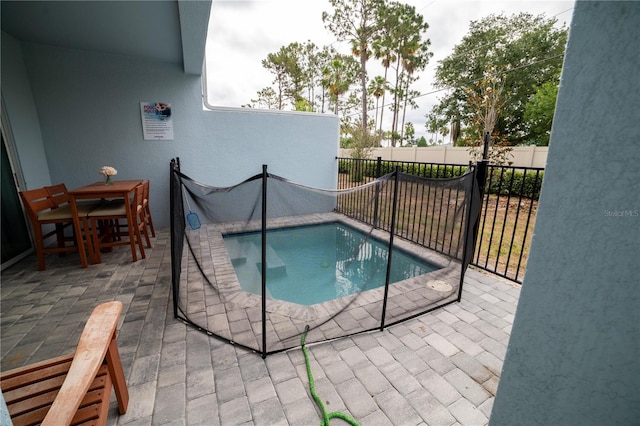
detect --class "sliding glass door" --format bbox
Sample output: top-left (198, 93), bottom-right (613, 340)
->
top-left (1, 131), bottom-right (32, 268)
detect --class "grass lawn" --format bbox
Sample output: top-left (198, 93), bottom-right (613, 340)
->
top-left (338, 173), bottom-right (538, 283)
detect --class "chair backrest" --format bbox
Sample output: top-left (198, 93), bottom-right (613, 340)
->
top-left (0, 301), bottom-right (129, 425)
top-left (142, 180), bottom-right (150, 205)
top-left (44, 183), bottom-right (71, 209)
top-left (19, 188), bottom-right (55, 221)
top-left (134, 183), bottom-right (145, 217)
top-left (44, 301), bottom-right (127, 424)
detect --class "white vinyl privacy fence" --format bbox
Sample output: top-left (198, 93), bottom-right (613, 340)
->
top-left (340, 145), bottom-right (548, 168)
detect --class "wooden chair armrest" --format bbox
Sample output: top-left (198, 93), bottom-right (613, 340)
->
top-left (41, 301), bottom-right (123, 426)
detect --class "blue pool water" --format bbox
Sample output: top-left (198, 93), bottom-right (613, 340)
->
top-left (223, 222), bottom-right (440, 306)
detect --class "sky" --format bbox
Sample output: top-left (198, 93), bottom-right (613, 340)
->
top-left (204, 0), bottom-right (575, 142)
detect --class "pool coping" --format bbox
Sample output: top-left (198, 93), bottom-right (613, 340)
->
top-left (192, 212), bottom-right (464, 323)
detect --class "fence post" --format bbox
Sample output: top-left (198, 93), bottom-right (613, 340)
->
top-left (373, 157), bottom-right (382, 228)
top-left (477, 133), bottom-right (490, 192)
top-left (459, 165), bottom-right (481, 301)
top-left (482, 131), bottom-right (490, 162)
top-left (476, 131), bottom-right (491, 196)
top-left (471, 133), bottom-right (491, 267)
top-left (380, 166), bottom-right (400, 331)
top-left (261, 164), bottom-right (268, 359)
top-left (169, 158), bottom-right (181, 319)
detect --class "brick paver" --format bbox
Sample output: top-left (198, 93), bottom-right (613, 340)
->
top-left (1, 228), bottom-right (521, 425)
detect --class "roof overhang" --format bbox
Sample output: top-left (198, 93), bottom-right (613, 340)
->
top-left (1, 0), bottom-right (211, 75)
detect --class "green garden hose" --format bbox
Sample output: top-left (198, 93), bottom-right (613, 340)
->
top-left (301, 326), bottom-right (361, 426)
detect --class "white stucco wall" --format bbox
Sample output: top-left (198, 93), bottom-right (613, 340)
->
top-left (490, 2), bottom-right (640, 424)
top-left (8, 42), bottom-right (338, 228)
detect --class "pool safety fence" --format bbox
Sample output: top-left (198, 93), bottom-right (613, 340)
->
top-left (170, 158), bottom-right (481, 357)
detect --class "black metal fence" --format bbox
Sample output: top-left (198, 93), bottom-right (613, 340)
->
top-left (337, 157), bottom-right (544, 283)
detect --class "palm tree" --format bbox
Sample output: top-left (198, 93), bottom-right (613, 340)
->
top-left (323, 0), bottom-right (384, 132)
top-left (369, 76), bottom-right (387, 132)
top-left (322, 56), bottom-right (358, 115)
top-left (380, 2), bottom-right (430, 146)
top-left (372, 4), bottom-right (398, 135)
top-left (399, 40), bottom-right (429, 141)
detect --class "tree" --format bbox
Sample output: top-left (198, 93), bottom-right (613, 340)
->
top-left (371, 3), bottom-right (396, 135)
top-left (463, 70), bottom-right (513, 165)
top-left (426, 118), bottom-right (450, 145)
top-left (315, 46), bottom-right (339, 113)
top-left (323, 0), bottom-right (384, 132)
top-left (321, 54), bottom-right (359, 115)
top-left (340, 89), bottom-right (367, 137)
top-left (403, 121), bottom-right (415, 146)
top-left (427, 12), bottom-right (567, 145)
top-left (243, 87), bottom-right (279, 109)
top-left (523, 81), bottom-right (558, 146)
top-left (368, 75), bottom-right (387, 132)
top-left (261, 45), bottom-right (303, 110)
top-left (374, 1), bottom-right (431, 146)
top-left (294, 98), bottom-right (314, 112)
top-left (342, 120), bottom-right (381, 159)
top-left (294, 41), bottom-right (323, 112)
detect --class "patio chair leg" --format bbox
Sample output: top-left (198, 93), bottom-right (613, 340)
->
top-left (34, 227), bottom-right (46, 271)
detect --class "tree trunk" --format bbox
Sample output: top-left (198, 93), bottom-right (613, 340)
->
top-left (360, 48), bottom-right (368, 131)
top-left (391, 56), bottom-right (402, 146)
top-left (379, 67), bottom-right (389, 134)
top-left (400, 73), bottom-right (410, 144)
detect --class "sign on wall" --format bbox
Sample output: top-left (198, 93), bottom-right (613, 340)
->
top-left (140, 102), bottom-right (174, 140)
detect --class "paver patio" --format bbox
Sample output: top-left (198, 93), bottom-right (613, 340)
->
top-left (0, 228), bottom-right (520, 426)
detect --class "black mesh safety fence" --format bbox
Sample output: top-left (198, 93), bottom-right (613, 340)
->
top-left (170, 159), bottom-right (481, 357)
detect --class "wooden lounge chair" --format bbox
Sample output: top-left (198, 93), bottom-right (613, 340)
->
top-left (0, 301), bottom-right (129, 425)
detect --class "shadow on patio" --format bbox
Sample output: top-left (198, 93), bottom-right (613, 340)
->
top-left (1, 228), bottom-right (520, 426)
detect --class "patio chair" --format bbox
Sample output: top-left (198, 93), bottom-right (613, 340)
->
top-left (133, 182), bottom-right (152, 249)
top-left (87, 183), bottom-right (147, 263)
top-left (45, 183), bottom-right (109, 263)
top-left (0, 301), bottom-right (129, 425)
top-left (19, 187), bottom-right (93, 270)
top-left (118, 181), bottom-right (153, 249)
top-left (142, 180), bottom-right (156, 238)
top-left (45, 183), bottom-right (104, 213)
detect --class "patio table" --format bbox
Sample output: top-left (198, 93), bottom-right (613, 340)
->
top-left (68, 180), bottom-right (142, 267)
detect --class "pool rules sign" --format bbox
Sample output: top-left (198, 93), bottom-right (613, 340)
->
top-left (140, 102), bottom-right (174, 140)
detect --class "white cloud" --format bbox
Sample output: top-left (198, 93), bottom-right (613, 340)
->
top-left (205, 0), bottom-right (574, 140)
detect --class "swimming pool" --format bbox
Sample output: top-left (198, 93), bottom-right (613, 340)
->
top-left (223, 222), bottom-right (441, 306)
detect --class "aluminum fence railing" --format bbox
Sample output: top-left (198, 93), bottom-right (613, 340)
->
top-left (337, 157), bottom-right (544, 283)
